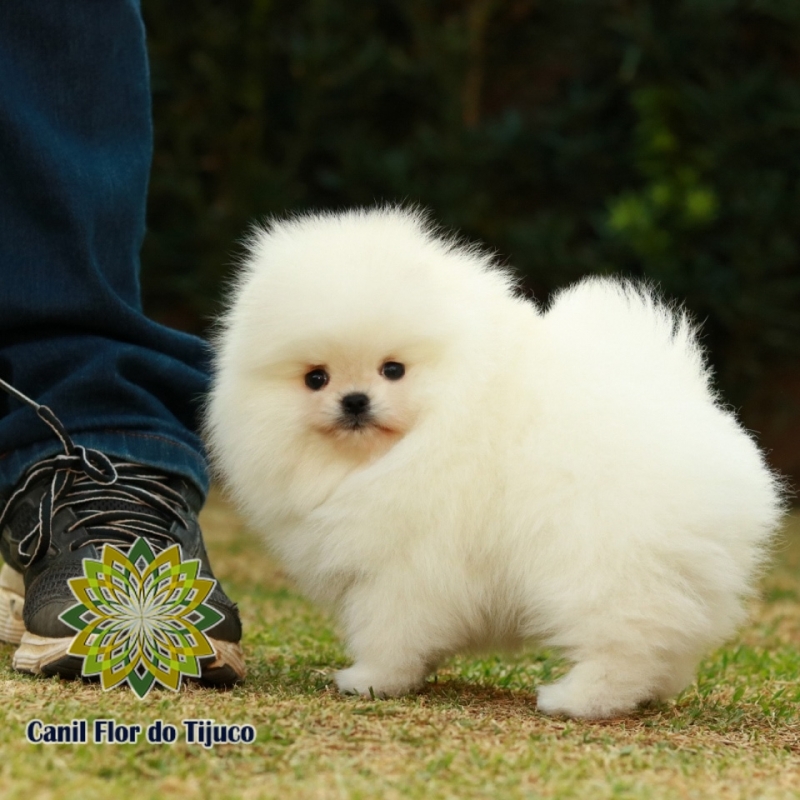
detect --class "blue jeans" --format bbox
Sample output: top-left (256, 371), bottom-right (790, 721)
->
top-left (0, 1), bottom-right (210, 497)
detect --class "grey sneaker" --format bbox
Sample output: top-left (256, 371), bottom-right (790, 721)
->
top-left (0, 378), bottom-right (245, 687)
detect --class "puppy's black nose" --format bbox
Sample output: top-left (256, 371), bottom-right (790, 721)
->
top-left (341, 392), bottom-right (370, 416)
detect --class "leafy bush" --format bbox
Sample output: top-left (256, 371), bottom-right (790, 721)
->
top-left (142, 0), bottom-right (800, 411)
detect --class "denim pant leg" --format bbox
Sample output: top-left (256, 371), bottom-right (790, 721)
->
top-left (0, 1), bottom-right (211, 496)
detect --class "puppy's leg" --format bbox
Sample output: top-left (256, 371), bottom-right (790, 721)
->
top-left (652, 650), bottom-right (701, 701)
top-left (334, 577), bottom-right (450, 698)
top-left (536, 647), bottom-right (700, 719)
top-left (537, 653), bottom-right (658, 719)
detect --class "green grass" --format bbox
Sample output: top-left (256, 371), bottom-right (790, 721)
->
top-left (1, 491), bottom-right (799, 800)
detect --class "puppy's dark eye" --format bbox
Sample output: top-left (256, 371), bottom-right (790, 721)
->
top-left (304, 368), bottom-right (329, 391)
top-left (380, 361), bottom-right (405, 381)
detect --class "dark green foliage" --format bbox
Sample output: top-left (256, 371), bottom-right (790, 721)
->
top-left (142, 0), bottom-right (800, 405)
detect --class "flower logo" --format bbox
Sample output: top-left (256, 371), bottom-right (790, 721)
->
top-left (59, 538), bottom-right (223, 698)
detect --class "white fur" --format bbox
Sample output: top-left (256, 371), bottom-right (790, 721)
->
top-left (206, 207), bottom-right (785, 719)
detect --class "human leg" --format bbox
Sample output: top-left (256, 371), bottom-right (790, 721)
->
top-left (0, 0), bottom-right (244, 686)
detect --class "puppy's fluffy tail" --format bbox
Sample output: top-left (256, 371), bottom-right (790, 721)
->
top-left (546, 276), bottom-right (713, 398)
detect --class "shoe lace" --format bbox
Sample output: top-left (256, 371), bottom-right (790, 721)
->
top-left (0, 378), bottom-right (189, 567)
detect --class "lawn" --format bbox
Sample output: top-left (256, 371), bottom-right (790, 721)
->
top-left (1, 490), bottom-right (798, 800)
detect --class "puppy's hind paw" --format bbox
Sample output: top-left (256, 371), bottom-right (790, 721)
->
top-left (334, 665), bottom-right (421, 699)
top-left (536, 663), bottom-right (654, 720)
top-left (536, 681), bottom-right (604, 719)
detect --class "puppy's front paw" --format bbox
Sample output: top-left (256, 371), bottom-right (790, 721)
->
top-left (334, 664), bottom-right (421, 699)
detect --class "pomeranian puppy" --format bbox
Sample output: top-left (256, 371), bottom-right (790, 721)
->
top-left (206, 207), bottom-right (784, 719)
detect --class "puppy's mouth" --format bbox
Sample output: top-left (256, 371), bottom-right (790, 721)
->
top-left (323, 415), bottom-right (397, 439)
top-left (336, 413), bottom-right (377, 432)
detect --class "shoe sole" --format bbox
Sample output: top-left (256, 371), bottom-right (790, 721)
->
top-left (0, 564), bottom-right (246, 687)
top-left (14, 632), bottom-right (246, 687)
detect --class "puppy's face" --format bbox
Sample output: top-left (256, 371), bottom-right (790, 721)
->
top-left (295, 350), bottom-right (419, 459)
top-left (216, 208), bottom-right (509, 472)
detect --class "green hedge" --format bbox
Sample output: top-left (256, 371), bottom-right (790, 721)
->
top-left (142, 0), bottom-right (800, 408)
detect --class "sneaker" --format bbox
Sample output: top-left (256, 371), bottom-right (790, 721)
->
top-left (0, 379), bottom-right (245, 687)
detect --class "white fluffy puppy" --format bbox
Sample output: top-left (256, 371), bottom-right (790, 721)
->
top-left (207, 207), bottom-right (784, 719)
